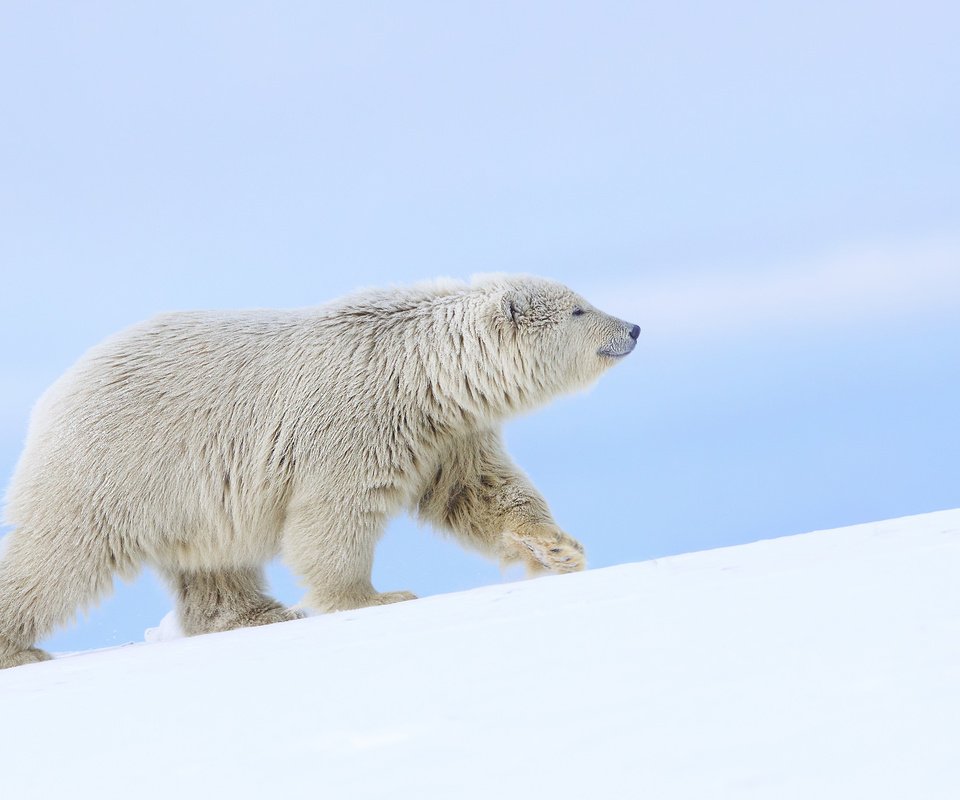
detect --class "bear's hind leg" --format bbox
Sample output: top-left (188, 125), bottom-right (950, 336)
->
top-left (163, 566), bottom-right (304, 636)
top-left (0, 524), bottom-right (123, 669)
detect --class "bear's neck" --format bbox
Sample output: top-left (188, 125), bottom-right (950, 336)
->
top-left (401, 301), bottom-right (542, 430)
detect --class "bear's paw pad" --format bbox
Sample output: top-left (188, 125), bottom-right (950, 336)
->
top-left (506, 528), bottom-right (587, 574)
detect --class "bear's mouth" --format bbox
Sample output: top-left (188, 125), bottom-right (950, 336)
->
top-left (597, 339), bottom-right (636, 359)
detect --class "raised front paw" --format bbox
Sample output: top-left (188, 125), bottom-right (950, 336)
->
top-left (503, 525), bottom-right (586, 575)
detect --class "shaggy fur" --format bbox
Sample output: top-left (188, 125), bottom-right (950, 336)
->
top-left (0, 275), bottom-right (638, 668)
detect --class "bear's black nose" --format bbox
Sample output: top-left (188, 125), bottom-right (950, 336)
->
top-left (629, 324), bottom-right (640, 340)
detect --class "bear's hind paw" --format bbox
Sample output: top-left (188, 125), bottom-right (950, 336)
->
top-left (0, 646), bottom-right (52, 670)
top-left (242, 605), bottom-right (306, 628)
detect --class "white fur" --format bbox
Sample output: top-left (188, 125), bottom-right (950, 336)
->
top-left (0, 275), bottom-right (638, 667)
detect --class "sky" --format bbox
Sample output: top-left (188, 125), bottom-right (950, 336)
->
top-left (1, 1), bottom-right (958, 652)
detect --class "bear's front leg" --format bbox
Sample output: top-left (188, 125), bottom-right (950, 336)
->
top-left (281, 500), bottom-right (417, 614)
top-left (416, 429), bottom-right (588, 576)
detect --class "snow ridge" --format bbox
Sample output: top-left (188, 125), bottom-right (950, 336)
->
top-left (1, 509), bottom-right (958, 799)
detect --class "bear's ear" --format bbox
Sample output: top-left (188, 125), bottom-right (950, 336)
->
top-left (499, 290), bottom-right (526, 326)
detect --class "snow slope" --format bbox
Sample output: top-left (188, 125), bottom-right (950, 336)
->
top-left (2, 509), bottom-right (958, 799)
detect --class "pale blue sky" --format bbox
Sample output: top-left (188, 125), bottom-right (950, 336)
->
top-left (1, 2), bottom-right (958, 652)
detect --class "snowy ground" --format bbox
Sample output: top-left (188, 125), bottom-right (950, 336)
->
top-left (2, 509), bottom-right (958, 799)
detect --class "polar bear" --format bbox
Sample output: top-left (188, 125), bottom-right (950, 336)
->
top-left (0, 275), bottom-right (639, 668)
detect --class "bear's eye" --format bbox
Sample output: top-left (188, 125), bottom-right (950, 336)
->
top-left (572, 307), bottom-right (584, 317)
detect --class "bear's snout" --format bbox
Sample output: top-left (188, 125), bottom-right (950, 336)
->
top-left (597, 319), bottom-right (639, 359)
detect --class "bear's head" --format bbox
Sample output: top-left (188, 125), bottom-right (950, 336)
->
top-left (472, 274), bottom-right (639, 410)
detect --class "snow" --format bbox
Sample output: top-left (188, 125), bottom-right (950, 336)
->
top-left (2, 509), bottom-right (959, 799)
